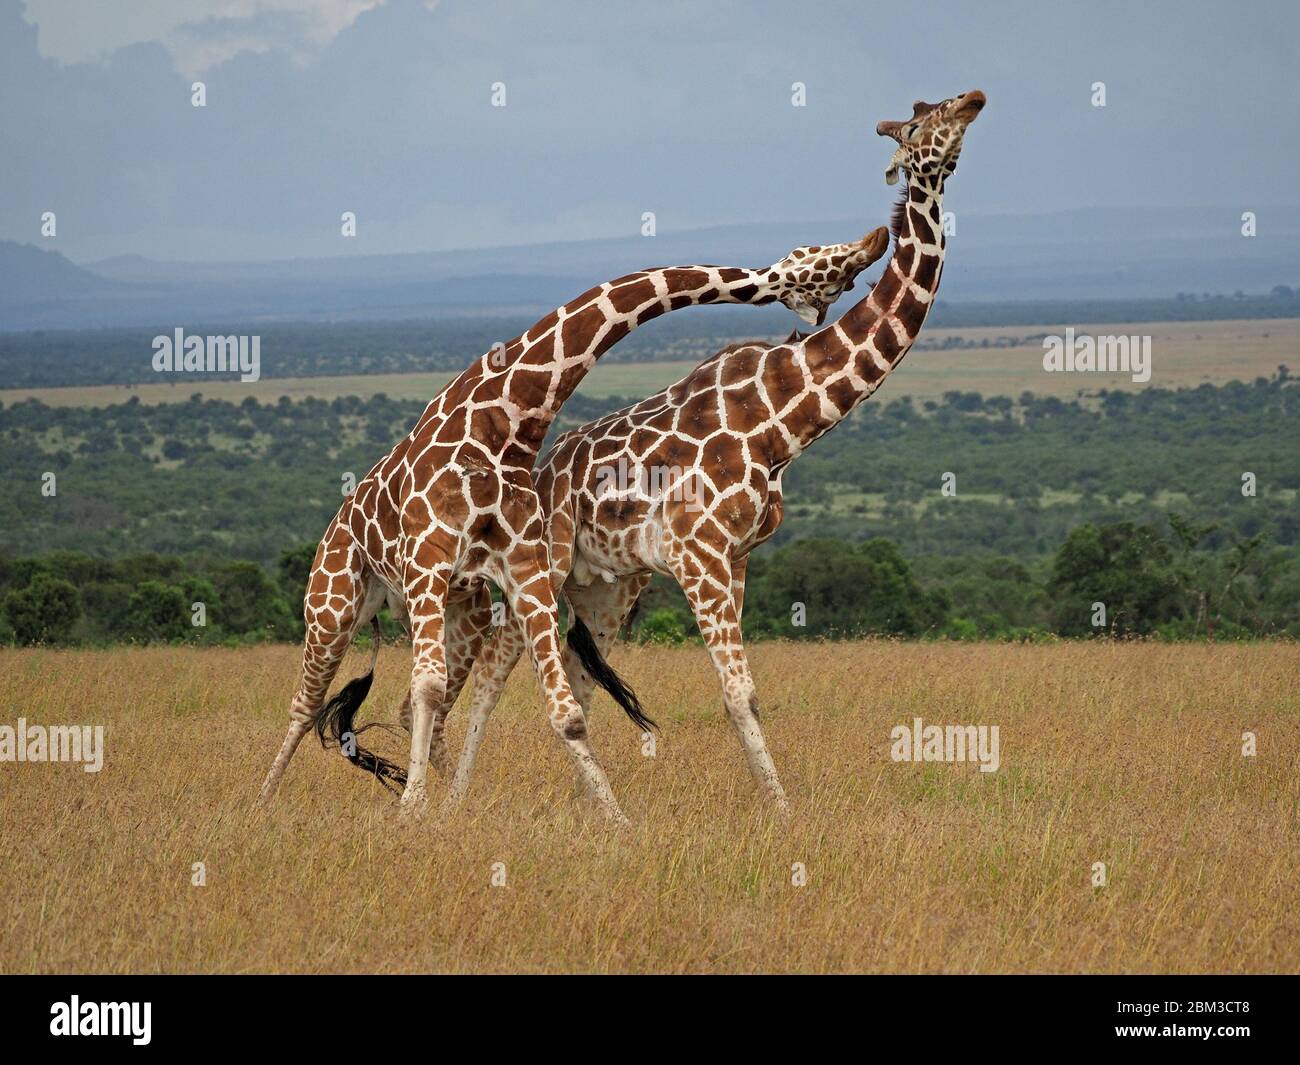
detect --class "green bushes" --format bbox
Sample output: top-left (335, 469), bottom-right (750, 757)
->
top-left (621, 521), bottom-right (1298, 644)
top-left (741, 538), bottom-right (948, 638)
top-left (3, 574), bottom-right (81, 644)
top-left (0, 553), bottom-right (303, 646)
top-left (1, 514), bottom-right (1296, 647)
top-left (0, 377), bottom-right (1296, 645)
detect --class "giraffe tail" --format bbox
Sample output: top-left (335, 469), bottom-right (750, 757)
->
top-left (314, 618), bottom-right (408, 794)
top-left (566, 615), bottom-right (657, 732)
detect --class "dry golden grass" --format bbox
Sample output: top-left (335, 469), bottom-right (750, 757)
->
top-left (1, 640), bottom-right (1297, 974)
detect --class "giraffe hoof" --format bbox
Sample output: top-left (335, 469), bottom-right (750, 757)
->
top-left (399, 785), bottom-right (429, 818)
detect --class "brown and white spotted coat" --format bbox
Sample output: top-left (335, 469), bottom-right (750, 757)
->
top-left (257, 236), bottom-right (884, 821)
top-left (445, 91), bottom-right (987, 816)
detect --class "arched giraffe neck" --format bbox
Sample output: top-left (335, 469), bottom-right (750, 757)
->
top-left (779, 173), bottom-right (947, 457)
top-left (418, 265), bottom-right (786, 460)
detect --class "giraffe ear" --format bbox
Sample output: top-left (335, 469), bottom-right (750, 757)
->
top-left (884, 147), bottom-right (906, 185)
top-left (859, 227), bottom-right (889, 262)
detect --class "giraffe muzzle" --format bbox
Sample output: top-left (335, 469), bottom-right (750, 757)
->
top-left (793, 301), bottom-right (823, 326)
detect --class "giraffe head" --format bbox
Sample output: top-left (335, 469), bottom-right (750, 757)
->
top-left (877, 89), bottom-right (986, 186)
top-left (768, 226), bottom-right (890, 326)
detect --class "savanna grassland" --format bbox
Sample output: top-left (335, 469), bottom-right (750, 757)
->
top-left (4, 316), bottom-right (1295, 408)
top-left (1, 639), bottom-right (1296, 974)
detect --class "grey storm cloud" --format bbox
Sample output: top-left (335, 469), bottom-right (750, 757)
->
top-left (2, 0), bottom-right (1297, 261)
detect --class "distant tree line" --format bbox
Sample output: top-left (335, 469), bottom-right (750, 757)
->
top-left (4, 291), bottom-right (1299, 387)
top-left (631, 515), bottom-right (1298, 643)
top-left (2, 514), bottom-right (1296, 647)
top-left (1, 377), bottom-right (1295, 569)
top-left (0, 376), bottom-right (1295, 645)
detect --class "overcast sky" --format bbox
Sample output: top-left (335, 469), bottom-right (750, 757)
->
top-left (2, 0), bottom-right (1297, 262)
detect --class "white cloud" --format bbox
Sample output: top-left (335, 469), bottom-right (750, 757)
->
top-left (21, 0), bottom-right (392, 75)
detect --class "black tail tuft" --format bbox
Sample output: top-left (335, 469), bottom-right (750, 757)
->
top-left (315, 628), bottom-right (407, 794)
top-left (566, 615), bottom-right (656, 732)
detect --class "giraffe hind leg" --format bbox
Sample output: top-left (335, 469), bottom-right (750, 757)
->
top-left (563, 573), bottom-right (653, 726)
top-left (442, 610), bottom-right (527, 812)
top-left (425, 585), bottom-right (493, 776)
top-left (259, 556), bottom-right (384, 800)
top-left (313, 615), bottom-right (407, 794)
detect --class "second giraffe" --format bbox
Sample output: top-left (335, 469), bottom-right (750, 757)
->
top-left (446, 90), bottom-right (987, 816)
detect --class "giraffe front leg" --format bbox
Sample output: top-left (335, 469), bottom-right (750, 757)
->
top-left (674, 552), bottom-right (789, 816)
top-left (402, 620), bottom-right (447, 815)
top-left (729, 554), bottom-right (749, 627)
top-left (399, 586), bottom-right (500, 772)
top-left (443, 505), bottom-right (577, 801)
top-left (500, 547), bottom-right (628, 825)
top-left (399, 546), bottom-right (455, 816)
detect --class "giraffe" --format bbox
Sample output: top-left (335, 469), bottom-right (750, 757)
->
top-left (445, 90), bottom-right (986, 816)
top-left (256, 235), bottom-right (886, 823)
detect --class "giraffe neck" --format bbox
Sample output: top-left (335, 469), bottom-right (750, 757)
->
top-left (433, 265), bottom-right (785, 461)
top-left (779, 173), bottom-right (946, 458)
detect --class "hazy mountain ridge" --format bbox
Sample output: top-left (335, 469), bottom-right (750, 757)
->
top-left (0, 241), bottom-right (125, 305)
top-left (3, 203), bottom-right (1298, 331)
